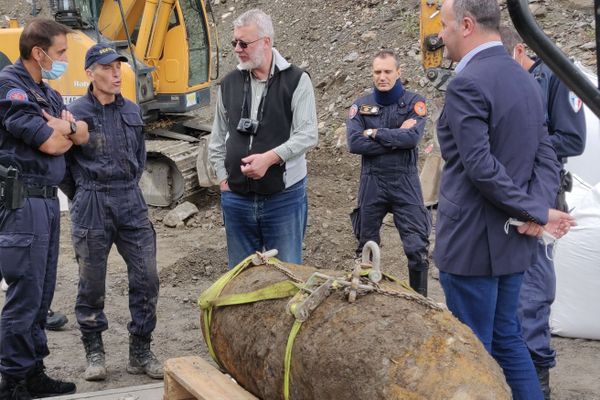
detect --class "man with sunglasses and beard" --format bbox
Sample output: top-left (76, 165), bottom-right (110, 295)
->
top-left (209, 9), bottom-right (318, 268)
top-left (0, 18), bottom-right (88, 399)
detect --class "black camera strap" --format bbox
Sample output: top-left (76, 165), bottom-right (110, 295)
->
top-left (241, 69), bottom-right (271, 124)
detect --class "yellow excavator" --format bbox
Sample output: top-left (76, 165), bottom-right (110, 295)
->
top-left (0, 0), bottom-right (219, 206)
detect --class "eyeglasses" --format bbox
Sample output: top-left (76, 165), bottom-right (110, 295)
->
top-left (231, 37), bottom-right (264, 49)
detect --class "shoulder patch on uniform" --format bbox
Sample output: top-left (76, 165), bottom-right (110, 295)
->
top-left (349, 104), bottom-right (358, 119)
top-left (568, 91), bottom-right (582, 113)
top-left (413, 101), bottom-right (427, 117)
top-left (6, 88), bottom-right (28, 102)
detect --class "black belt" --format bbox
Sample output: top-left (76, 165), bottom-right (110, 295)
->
top-left (24, 184), bottom-right (58, 199)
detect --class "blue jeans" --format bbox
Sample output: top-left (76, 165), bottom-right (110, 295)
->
top-left (518, 242), bottom-right (556, 369)
top-left (221, 177), bottom-right (307, 268)
top-left (440, 271), bottom-right (543, 400)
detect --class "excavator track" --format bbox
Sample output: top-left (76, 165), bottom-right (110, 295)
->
top-left (140, 136), bottom-right (215, 207)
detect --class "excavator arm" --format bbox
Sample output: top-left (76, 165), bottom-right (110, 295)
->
top-left (419, 0), bottom-right (453, 91)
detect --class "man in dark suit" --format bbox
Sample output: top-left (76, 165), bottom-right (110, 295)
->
top-left (500, 26), bottom-right (586, 400)
top-left (435, 0), bottom-right (575, 399)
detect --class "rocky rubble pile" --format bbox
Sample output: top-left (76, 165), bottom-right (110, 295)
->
top-left (210, 0), bottom-right (596, 148)
top-left (1, 0), bottom-right (595, 147)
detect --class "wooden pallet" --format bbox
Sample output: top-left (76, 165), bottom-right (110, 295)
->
top-left (163, 356), bottom-right (258, 400)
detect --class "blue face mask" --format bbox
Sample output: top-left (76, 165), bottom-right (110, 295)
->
top-left (39, 50), bottom-right (68, 80)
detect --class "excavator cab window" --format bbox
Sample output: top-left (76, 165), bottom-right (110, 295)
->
top-left (53, 0), bottom-right (97, 29)
top-left (180, 0), bottom-right (210, 86)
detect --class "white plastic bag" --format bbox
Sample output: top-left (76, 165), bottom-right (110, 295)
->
top-left (550, 175), bottom-right (600, 340)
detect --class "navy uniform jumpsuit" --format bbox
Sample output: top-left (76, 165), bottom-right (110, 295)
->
top-left (518, 59), bottom-right (586, 371)
top-left (0, 60), bottom-right (66, 378)
top-left (62, 88), bottom-right (159, 337)
top-left (346, 83), bottom-right (430, 285)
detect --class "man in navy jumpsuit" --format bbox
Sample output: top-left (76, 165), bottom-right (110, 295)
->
top-left (0, 18), bottom-right (88, 399)
top-left (61, 44), bottom-right (162, 382)
top-left (501, 26), bottom-right (586, 399)
top-left (347, 50), bottom-right (430, 296)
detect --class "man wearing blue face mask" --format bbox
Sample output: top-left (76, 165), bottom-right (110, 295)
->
top-left (346, 50), bottom-right (431, 296)
top-left (0, 18), bottom-right (88, 400)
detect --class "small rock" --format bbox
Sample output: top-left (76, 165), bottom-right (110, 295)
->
top-left (529, 3), bottom-right (546, 17)
top-left (164, 202), bottom-right (200, 227)
top-left (315, 80), bottom-right (328, 89)
top-left (360, 31), bottom-right (377, 41)
top-left (343, 51), bottom-right (359, 63)
top-left (581, 41), bottom-right (596, 50)
top-left (334, 124), bottom-right (347, 148)
top-left (563, 0), bottom-right (593, 10)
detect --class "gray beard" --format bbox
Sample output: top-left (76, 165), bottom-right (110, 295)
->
top-left (238, 51), bottom-right (265, 71)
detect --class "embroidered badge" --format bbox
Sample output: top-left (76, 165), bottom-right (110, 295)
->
top-left (6, 88), bottom-right (28, 102)
top-left (359, 104), bottom-right (380, 115)
top-left (413, 101), bottom-right (427, 117)
top-left (568, 91), bottom-right (582, 113)
top-left (349, 104), bottom-right (358, 119)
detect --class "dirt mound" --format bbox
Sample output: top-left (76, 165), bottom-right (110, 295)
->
top-left (159, 246), bottom-right (228, 286)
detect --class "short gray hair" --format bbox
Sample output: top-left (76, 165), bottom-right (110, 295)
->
top-left (233, 9), bottom-right (275, 42)
top-left (453, 0), bottom-right (500, 33)
top-left (499, 25), bottom-right (522, 54)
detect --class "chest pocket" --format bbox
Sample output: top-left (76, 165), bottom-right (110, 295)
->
top-left (390, 104), bottom-right (409, 128)
top-left (121, 112), bottom-right (143, 154)
top-left (80, 116), bottom-right (108, 160)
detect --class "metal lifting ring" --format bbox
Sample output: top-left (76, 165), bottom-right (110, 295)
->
top-left (251, 249), bottom-right (279, 266)
top-left (361, 241), bottom-right (382, 283)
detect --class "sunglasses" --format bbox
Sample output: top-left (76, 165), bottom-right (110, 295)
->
top-left (231, 37), bottom-right (264, 49)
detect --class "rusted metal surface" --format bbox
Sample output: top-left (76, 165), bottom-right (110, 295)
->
top-left (202, 262), bottom-right (511, 400)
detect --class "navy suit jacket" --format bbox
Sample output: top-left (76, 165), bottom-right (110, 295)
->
top-left (434, 46), bottom-right (560, 276)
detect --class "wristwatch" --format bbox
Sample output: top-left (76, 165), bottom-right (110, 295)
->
top-left (68, 121), bottom-right (77, 135)
top-left (365, 128), bottom-right (374, 138)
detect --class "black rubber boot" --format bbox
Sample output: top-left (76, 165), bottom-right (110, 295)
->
top-left (81, 332), bottom-right (107, 381)
top-left (409, 269), bottom-right (428, 297)
top-left (127, 334), bottom-right (163, 379)
top-left (0, 374), bottom-right (32, 400)
top-left (536, 366), bottom-right (551, 400)
top-left (46, 310), bottom-right (68, 331)
top-left (26, 363), bottom-right (76, 398)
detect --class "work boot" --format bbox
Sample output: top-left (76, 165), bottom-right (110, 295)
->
top-left (81, 332), bottom-right (107, 381)
top-left (536, 366), bottom-right (551, 400)
top-left (409, 269), bottom-right (428, 297)
top-left (46, 310), bottom-right (68, 331)
top-left (0, 375), bottom-right (32, 400)
top-left (26, 363), bottom-right (76, 398)
top-left (127, 334), bottom-right (163, 379)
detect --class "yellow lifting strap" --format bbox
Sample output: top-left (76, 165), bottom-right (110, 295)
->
top-left (210, 280), bottom-right (300, 307)
top-left (198, 254), bottom-right (254, 367)
top-left (283, 320), bottom-right (303, 400)
top-left (198, 255), bottom-right (302, 369)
